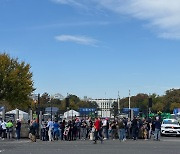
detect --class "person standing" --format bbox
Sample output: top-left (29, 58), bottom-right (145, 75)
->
top-left (118, 118), bottom-right (126, 141)
top-left (75, 118), bottom-right (81, 140)
top-left (60, 120), bottom-right (65, 140)
top-left (16, 119), bottom-right (21, 140)
top-left (102, 118), bottom-right (109, 140)
top-left (29, 120), bottom-right (36, 142)
top-left (40, 120), bottom-right (46, 141)
top-left (154, 117), bottom-right (161, 141)
top-left (72, 120), bottom-right (77, 140)
top-left (46, 118), bottom-right (54, 142)
top-left (85, 117), bottom-right (91, 139)
top-left (81, 119), bottom-right (87, 140)
top-left (93, 117), bottom-right (103, 144)
top-left (127, 118), bottom-right (132, 139)
top-left (6, 120), bottom-right (13, 140)
top-left (1, 120), bottom-right (7, 140)
top-left (131, 117), bottom-right (138, 140)
top-left (111, 120), bottom-right (117, 140)
top-left (53, 120), bottom-right (60, 141)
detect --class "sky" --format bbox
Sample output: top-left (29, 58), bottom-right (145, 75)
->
top-left (0, 0), bottom-right (180, 99)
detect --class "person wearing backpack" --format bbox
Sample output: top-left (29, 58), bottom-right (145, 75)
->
top-left (29, 120), bottom-right (36, 142)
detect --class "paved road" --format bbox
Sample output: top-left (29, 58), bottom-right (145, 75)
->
top-left (0, 137), bottom-right (180, 154)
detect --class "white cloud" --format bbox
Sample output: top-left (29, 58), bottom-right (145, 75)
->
top-left (51, 0), bottom-right (87, 9)
top-left (97, 0), bottom-right (180, 39)
top-left (55, 34), bottom-right (98, 46)
top-left (52, 0), bottom-right (180, 40)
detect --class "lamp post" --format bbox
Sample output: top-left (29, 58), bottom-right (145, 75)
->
top-left (128, 90), bottom-right (131, 110)
top-left (50, 95), bottom-right (52, 121)
top-left (37, 93), bottom-right (40, 138)
top-left (118, 91), bottom-right (120, 114)
top-left (37, 93), bottom-right (40, 116)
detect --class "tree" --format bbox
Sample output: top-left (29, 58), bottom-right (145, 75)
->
top-left (170, 102), bottom-right (180, 111)
top-left (0, 53), bottom-right (34, 110)
top-left (111, 101), bottom-right (118, 117)
top-left (64, 94), bottom-right (98, 111)
top-left (164, 89), bottom-right (180, 112)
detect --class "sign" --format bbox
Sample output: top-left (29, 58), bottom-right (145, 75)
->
top-left (79, 108), bottom-right (96, 115)
top-left (122, 108), bottom-right (139, 116)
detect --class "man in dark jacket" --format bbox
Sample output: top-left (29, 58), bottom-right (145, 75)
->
top-left (118, 118), bottom-right (126, 141)
top-left (131, 116), bottom-right (138, 140)
top-left (154, 117), bottom-right (161, 141)
top-left (16, 119), bottom-right (21, 140)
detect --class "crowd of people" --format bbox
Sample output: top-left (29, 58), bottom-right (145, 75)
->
top-left (0, 119), bottom-right (21, 140)
top-left (0, 116), bottom-right (162, 144)
top-left (29, 116), bottom-right (162, 143)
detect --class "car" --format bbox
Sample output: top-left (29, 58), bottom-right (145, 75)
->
top-left (161, 119), bottom-right (180, 136)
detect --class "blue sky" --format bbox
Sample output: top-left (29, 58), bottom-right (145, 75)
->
top-left (0, 0), bottom-right (180, 99)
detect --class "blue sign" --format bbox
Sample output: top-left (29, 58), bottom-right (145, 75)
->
top-left (122, 108), bottom-right (139, 116)
top-left (79, 108), bottom-right (96, 115)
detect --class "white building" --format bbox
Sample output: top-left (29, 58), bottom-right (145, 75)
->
top-left (90, 98), bottom-right (117, 118)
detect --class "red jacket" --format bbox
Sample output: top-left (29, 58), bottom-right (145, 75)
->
top-left (94, 119), bottom-right (100, 131)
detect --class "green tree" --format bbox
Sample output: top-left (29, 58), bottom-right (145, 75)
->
top-left (170, 102), bottom-right (180, 111)
top-left (111, 101), bottom-right (118, 117)
top-left (164, 89), bottom-right (180, 112)
top-left (0, 53), bottom-right (34, 110)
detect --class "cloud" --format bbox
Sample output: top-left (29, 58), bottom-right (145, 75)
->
top-left (30, 21), bottom-right (110, 30)
top-left (55, 35), bottom-right (98, 46)
top-left (52, 0), bottom-right (180, 40)
top-left (51, 0), bottom-right (87, 9)
top-left (97, 0), bottom-right (180, 39)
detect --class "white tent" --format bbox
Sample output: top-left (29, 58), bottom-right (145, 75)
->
top-left (63, 110), bottom-right (80, 119)
top-left (6, 109), bottom-right (29, 121)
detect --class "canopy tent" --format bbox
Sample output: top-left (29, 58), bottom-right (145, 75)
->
top-left (63, 110), bottom-right (80, 119)
top-left (6, 109), bottom-right (29, 121)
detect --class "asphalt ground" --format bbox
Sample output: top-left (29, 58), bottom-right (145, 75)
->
top-left (0, 137), bottom-right (180, 154)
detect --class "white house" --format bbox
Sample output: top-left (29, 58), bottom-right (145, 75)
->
top-left (90, 98), bottom-right (117, 118)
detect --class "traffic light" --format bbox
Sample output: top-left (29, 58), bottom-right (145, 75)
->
top-left (65, 98), bottom-right (69, 108)
top-left (148, 98), bottom-right (152, 108)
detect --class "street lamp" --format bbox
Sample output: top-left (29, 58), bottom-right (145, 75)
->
top-left (50, 95), bottom-right (53, 121)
